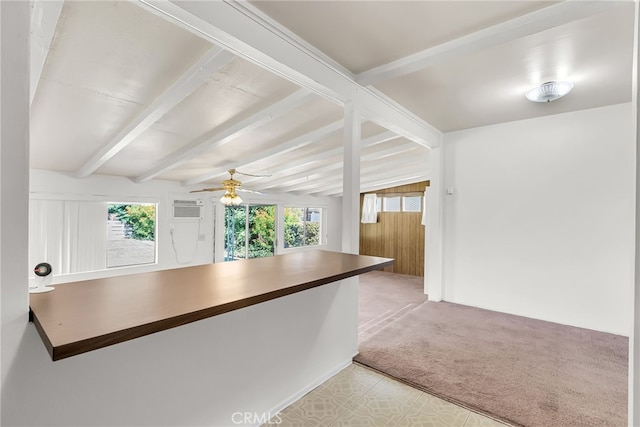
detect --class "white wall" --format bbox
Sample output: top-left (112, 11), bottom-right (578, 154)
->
top-left (443, 103), bottom-right (635, 335)
top-left (1, 2), bottom-right (31, 424)
top-left (30, 170), bottom-right (342, 283)
top-left (30, 170), bottom-right (214, 283)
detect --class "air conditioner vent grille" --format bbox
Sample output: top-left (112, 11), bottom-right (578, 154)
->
top-left (172, 199), bottom-right (203, 220)
top-left (173, 199), bottom-right (199, 206)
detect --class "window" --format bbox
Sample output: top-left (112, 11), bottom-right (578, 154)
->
top-left (382, 197), bottom-right (401, 212)
top-left (376, 197), bottom-right (382, 212)
top-left (379, 195), bottom-right (423, 213)
top-left (284, 207), bottom-right (322, 248)
top-left (224, 204), bottom-right (276, 261)
top-left (402, 196), bottom-right (422, 212)
top-left (107, 203), bottom-right (157, 268)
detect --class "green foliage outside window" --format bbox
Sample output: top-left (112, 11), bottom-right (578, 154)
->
top-left (225, 205), bottom-right (275, 260)
top-left (248, 205), bottom-right (275, 258)
top-left (284, 207), bottom-right (305, 248)
top-left (284, 207), bottom-right (321, 248)
top-left (108, 204), bottom-right (156, 241)
top-left (225, 206), bottom-right (246, 260)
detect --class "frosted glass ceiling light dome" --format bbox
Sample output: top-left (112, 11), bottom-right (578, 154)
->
top-left (220, 191), bottom-right (242, 205)
top-left (525, 81), bottom-right (574, 103)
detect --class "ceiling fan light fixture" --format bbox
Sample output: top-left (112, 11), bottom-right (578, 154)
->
top-left (525, 81), bottom-right (574, 103)
top-left (220, 191), bottom-right (243, 206)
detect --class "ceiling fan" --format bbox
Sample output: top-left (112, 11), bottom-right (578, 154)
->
top-left (190, 169), bottom-right (268, 205)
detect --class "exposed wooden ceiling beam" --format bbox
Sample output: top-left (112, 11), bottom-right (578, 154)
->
top-left (238, 130), bottom-right (398, 189)
top-left (310, 151), bottom-right (430, 196)
top-left (30, 0), bottom-right (63, 104)
top-left (134, 88), bottom-right (315, 183)
top-left (75, 47), bottom-right (235, 178)
top-left (137, 0), bottom-right (442, 148)
top-left (182, 119), bottom-right (344, 186)
top-left (318, 174), bottom-right (429, 198)
top-left (247, 132), bottom-right (403, 191)
top-left (276, 147), bottom-right (424, 193)
top-left (356, 1), bottom-right (621, 86)
top-left (259, 142), bottom-right (419, 191)
top-left (358, 175), bottom-right (429, 195)
top-left (360, 130), bottom-right (400, 146)
top-left (307, 159), bottom-right (426, 196)
top-left (241, 148), bottom-right (343, 189)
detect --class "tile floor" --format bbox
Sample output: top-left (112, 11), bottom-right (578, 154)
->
top-left (266, 364), bottom-right (510, 427)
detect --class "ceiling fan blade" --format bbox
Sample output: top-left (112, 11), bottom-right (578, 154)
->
top-left (236, 188), bottom-right (265, 195)
top-left (189, 187), bottom-right (225, 193)
top-left (235, 169), bottom-right (272, 178)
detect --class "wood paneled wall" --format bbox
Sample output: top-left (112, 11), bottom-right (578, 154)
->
top-left (359, 181), bottom-right (429, 277)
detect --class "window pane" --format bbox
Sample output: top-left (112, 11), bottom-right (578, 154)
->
top-left (284, 207), bottom-right (305, 248)
top-left (403, 196), bottom-right (422, 212)
top-left (376, 197), bottom-right (382, 212)
top-left (225, 205), bottom-right (246, 261)
top-left (383, 197), bottom-right (401, 212)
top-left (304, 208), bottom-right (321, 246)
top-left (107, 203), bottom-right (156, 268)
top-left (248, 205), bottom-right (275, 258)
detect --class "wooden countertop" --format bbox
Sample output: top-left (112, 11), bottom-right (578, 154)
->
top-left (29, 250), bottom-right (393, 361)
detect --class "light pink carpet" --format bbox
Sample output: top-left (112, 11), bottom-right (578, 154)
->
top-left (356, 273), bottom-right (628, 427)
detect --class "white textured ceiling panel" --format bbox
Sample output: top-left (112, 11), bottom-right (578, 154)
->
top-left (251, 0), bottom-right (556, 73)
top-left (39, 1), bottom-right (211, 105)
top-left (374, 3), bottom-right (634, 132)
top-left (31, 79), bottom-right (143, 172)
top-left (165, 97), bottom-right (341, 172)
top-left (149, 57), bottom-right (300, 140)
top-left (31, 0), bottom-right (213, 173)
top-left (102, 59), bottom-right (302, 178)
top-left (96, 127), bottom-right (187, 177)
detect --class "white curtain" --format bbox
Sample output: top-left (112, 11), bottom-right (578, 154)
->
top-left (64, 201), bottom-right (107, 274)
top-left (29, 199), bottom-right (64, 274)
top-left (30, 200), bottom-right (107, 276)
top-left (361, 193), bottom-right (377, 224)
top-left (421, 189), bottom-right (428, 226)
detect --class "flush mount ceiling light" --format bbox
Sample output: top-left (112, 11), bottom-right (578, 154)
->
top-left (525, 81), bottom-right (574, 103)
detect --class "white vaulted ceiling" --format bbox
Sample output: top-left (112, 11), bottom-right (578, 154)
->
top-left (29, 1), bottom-right (635, 197)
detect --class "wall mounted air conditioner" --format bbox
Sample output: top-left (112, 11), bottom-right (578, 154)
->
top-left (172, 199), bottom-right (203, 220)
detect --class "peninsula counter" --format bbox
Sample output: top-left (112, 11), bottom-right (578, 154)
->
top-left (29, 250), bottom-right (393, 361)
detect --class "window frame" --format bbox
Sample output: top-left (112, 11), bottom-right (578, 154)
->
top-left (279, 205), bottom-right (327, 252)
top-left (401, 196), bottom-right (423, 213)
top-left (378, 195), bottom-right (423, 213)
top-left (223, 203), bottom-right (277, 261)
top-left (382, 196), bottom-right (401, 212)
top-left (107, 202), bottom-right (158, 269)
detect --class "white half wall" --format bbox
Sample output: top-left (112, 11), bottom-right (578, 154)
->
top-left (443, 103), bottom-right (635, 335)
top-left (3, 279), bottom-right (357, 427)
